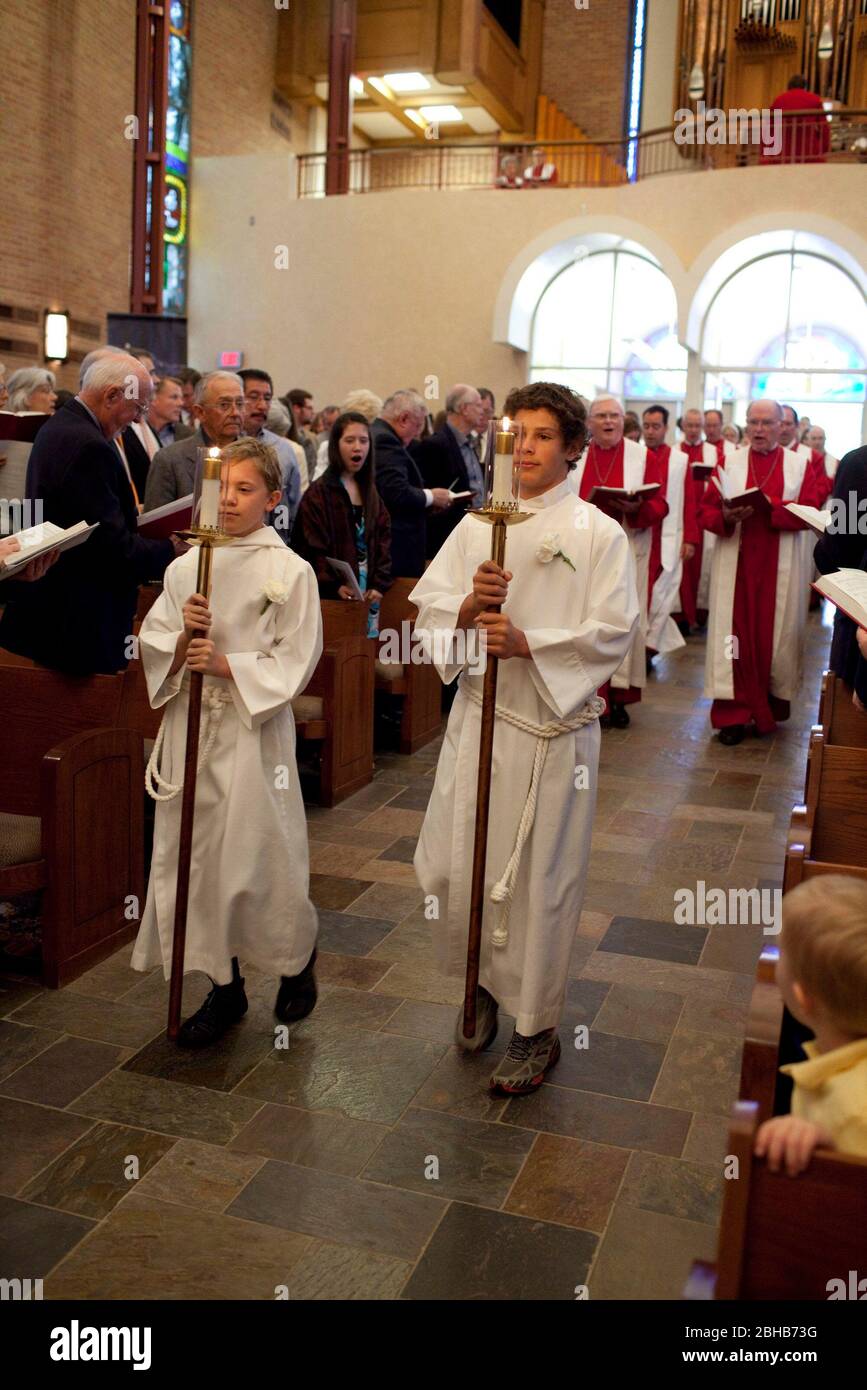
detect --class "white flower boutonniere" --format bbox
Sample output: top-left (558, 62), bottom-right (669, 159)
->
top-left (260, 579), bottom-right (290, 615)
top-left (536, 531), bottom-right (576, 572)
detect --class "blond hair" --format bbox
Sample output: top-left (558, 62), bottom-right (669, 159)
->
top-left (221, 437), bottom-right (282, 496)
top-left (782, 875), bottom-right (867, 1033)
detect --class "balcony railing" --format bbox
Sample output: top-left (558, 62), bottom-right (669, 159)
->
top-left (297, 110), bottom-right (867, 197)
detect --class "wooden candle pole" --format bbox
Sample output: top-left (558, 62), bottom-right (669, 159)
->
top-left (462, 514), bottom-right (508, 1039)
top-left (167, 536), bottom-right (214, 1041)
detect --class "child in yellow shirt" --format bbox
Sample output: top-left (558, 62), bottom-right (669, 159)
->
top-left (755, 874), bottom-right (867, 1174)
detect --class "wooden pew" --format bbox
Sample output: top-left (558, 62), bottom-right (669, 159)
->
top-left (375, 578), bottom-right (443, 755)
top-left (292, 599), bottom-right (375, 806)
top-left (818, 668), bottom-right (867, 749)
top-left (788, 727), bottom-right (867, 869)
top-left (738, 946), bottom-right (783, 1126)
top-left (0, 663), bottom-right (144, 987)
top-left (685, 1101), bottom-right (867, 1300)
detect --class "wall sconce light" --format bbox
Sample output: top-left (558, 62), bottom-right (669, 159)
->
top-left (818, 23), bottom-right (833, 61)
top-left (688, 64), bottom-right (704, 101)
top-left (44, 310), bottom-right (69, 363)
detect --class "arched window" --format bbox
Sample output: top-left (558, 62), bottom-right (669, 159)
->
top-left (701, 250), bottom-right (867, 458)
top-left (529, 248), bottom-right (687, 404)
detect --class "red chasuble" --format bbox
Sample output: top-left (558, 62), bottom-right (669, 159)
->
top-left (676, 441), bottom-right (713, 626)
top-left (806, 448), bottom-right (834, 505)
top-left (581, 440), bottom-right (667, 706)
top-left (698, 447), bottom-right (822, 733)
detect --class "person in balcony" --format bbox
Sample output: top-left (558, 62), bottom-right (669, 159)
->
top-left (763, 75), bottom-right (830, 164)
top-left (496, 154), bottom-right (523, 188)
top-left (523, 145), bottom-right (559, 186)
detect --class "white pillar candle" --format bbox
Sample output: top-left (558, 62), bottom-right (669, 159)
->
top-left (199, 448), bottom-right (222, 528)
top-left (491, 422), bottom-right (515, 506)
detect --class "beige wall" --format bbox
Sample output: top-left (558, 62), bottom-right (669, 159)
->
top-left (188, 160), bottom-right (867, 419)
top-left (641, 0), bottom-right (680, 132)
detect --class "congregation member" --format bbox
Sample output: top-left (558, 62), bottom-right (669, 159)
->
top-left (641, 404), bottom-right (698, 658)
top-left (477, 388), bottom-right (495, 432)
top-left (704, 409), bottom-right (735, 466)
top-left (5, 368), bottom-right (57, 414)
top-left (132, 438), bottom-right (322, 1047)
top-left (312, 390), bottom-right (383, 481)
top-left (177, 367), bottom-right (201, 428)
top-left (283, 387), bottom-right (318, 478)
top-left (239, 368), bottom-right (302, 534)
top-left (315, 406), bottom-right (339, 444)
top-left (143, 370), bottom-right (245, 510)
top-left (372, 389), bottom-right (454, 578)
top-left (675, 407), bottom-right (718, 633)
top-left (0, 353), bottom-right (182, 674)
top-left (523, 146), bottom-right (558, 186)
top-left (496, 154), bottom-right (523, 188)
top-left (569, 395), bottom-right (666, 726)
top-left (0, 535), bottom-right (58, 584)
top-left (412, 382), bottom-right (637, 1092)
top-left (292, 411), bottom-right (391, 634)
top-left (415, 383), bottom-right (486, 556)
top-left (700, 398), bottom-right (822, 744)
top-left (120, 375), bottom-right (193, 500)
top-left (128, 347), bottom-right (159, 384)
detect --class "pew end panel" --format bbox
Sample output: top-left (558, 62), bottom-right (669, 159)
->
top-left (376, 578), bottom-right (443, 755)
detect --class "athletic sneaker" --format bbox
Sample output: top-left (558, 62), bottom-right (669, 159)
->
top-left (490, 1027), bottom-right (561, 1095)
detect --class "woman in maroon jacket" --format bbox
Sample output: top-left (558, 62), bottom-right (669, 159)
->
top-left (292, 411), bottom-right (391, 635)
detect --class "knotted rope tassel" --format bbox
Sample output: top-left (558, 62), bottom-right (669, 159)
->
top-left (464, 685), bottom-right (605, 947)
top-left (145, 684), bottom-right (233, 802)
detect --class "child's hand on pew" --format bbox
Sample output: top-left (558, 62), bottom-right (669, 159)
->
top-left (754, 1114), bottom-right (835, 1176)
top-left (185, 637), bottom-right (231, 680)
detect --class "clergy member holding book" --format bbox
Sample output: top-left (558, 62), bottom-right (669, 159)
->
top-left (0, 354), bottom-right (181, 675)
top-left (132, 439), bottom-right (323, 1046)
top-left (411, 383), bottom-right (638, 1094)
top-left (699, 399), bottom-right (822, 745)
top-left (569, 395), bottom-right (666, 727)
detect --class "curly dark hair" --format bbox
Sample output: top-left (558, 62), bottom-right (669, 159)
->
top-left (502, 382), bottom-right (587, 467)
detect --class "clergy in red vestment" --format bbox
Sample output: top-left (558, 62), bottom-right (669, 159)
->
top-left (700, 399), bottom-right (823, 745)
top-left (779, 404), bottom-right (833, 504)
top-left (570, 396), bottom-right (667, 726)
top-left (642, 404), bottom-right (699, 657)
top-left (675, 408), bottom-right (718, 632)
top-left (806, 425), bottom-right (839, 486)
top-left (704, 409), bottom-right (736, 468)
top-left (763, 76), bottom-right (830, 164)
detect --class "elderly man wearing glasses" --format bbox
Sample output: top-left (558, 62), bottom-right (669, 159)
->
top-left (142, 370), bottom-right (245, 512)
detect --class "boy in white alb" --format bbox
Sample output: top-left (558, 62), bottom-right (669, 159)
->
top-left (411, 383), bottom-right (639, 1094)
top-left (132, 438), bottom-right (323, 1046)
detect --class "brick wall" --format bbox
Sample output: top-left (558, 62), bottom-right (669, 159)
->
top-left (540, 0), bottom-right (633, 143)
top-left (0, 0), bottom-right (308, 389)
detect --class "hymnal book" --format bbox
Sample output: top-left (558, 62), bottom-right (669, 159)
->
top-left (327, 557), bottom-right (364, 599)
top-left (811, 569), bottom-right (867, 629)
top-left (589, 482), bottom-right (661, 505)
top-left (0, 411), bottom-right (51, 443)
top-left (691, 461), bottom-right (715, 480)
top-left (785, 503), bottom-right (833, 535)
top-left (713, 474), bottom-right (772, 513)
top-left (1, 519), bottom-right (97, 572)
top-left (137, 493), bottom-right (194, 539)
top-left (448, 490), bottom-right (473, 500)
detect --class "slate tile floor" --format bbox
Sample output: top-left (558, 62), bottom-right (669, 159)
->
top-left (0, 611), bottom-right (832, 1300)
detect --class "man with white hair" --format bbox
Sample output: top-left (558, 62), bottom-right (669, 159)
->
top-left (569, 395), bottom-right (666, 726)
top-left (0, 353), bottom-right (182, 674)
top-left (415, 383), bottom-right (486, 556)
top-left (372, 389), bottom-right (455, 577)
top-left (143, 370), bottom-right (245, 511)
top-left (699, 399), bottom-right (822, 744)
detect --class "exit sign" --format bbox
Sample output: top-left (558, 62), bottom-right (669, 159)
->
top-left (219, 350), bottom-right (243, 369)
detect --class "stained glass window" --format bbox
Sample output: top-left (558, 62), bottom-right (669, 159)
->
top-left (164, 0), bottom-right (191, 315)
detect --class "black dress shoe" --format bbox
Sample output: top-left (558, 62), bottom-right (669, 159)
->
top-left (718, 725), bottom-right (746, 746)
top-left (610, 703), bottom-right (630, 729)
top-left (275, 948), bottom-right (318, 1024)
top-left (178, 974), bottom-right (248, 1048)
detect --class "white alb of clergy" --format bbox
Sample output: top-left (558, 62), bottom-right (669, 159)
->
top-left (704, 446), bottom-right (812, 702)
top-left (569, 437), bottom-right (650, 689)
top-left (647, 444), bottom-right (688, 654)
top-left (131, 527), bottom-right (323, 984)
top-left (410, 479), bottom-right (639, 1035)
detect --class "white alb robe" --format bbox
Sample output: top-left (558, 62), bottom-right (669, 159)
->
top-left (570, 438), bottom-right (650, 689)
top-left (131, 527), bottom-right (323, 984)
top-left (647, 445), bottom-right (688, 655)
top-left (704, 447), bottom-right (811, 702)
top-left (693, 442), bottom-right (721, 614)
top-left (411, 480), bottom-right (638, 1035)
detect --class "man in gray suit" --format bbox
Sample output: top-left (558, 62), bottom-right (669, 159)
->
top-left (143, 370), bottom-right (300, 537)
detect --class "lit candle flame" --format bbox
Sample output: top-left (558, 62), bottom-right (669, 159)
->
top-left (502, 416), bottom-right (511, 431)
top-left (208, 446), bottom-right (221, 459)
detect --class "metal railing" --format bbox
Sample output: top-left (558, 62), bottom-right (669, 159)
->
top-left (296, 110), bottom-right (867, 197)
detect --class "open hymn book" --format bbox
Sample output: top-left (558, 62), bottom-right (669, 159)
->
top-left (812, 569), bottom-right (867, 629)
top-left (0, 519), bottom-right (97, 572)
top-left (784, 503), bottom-right (833, 535)
top-left (589, 482), bottom-right (661, 505)
top-left (712, 470), bottom-right (772, 513)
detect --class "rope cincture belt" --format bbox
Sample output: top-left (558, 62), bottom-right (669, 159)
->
top-left (464, 684), bottom-right (605, 948)
top-left (145, 684), bottom-right (234, 802)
